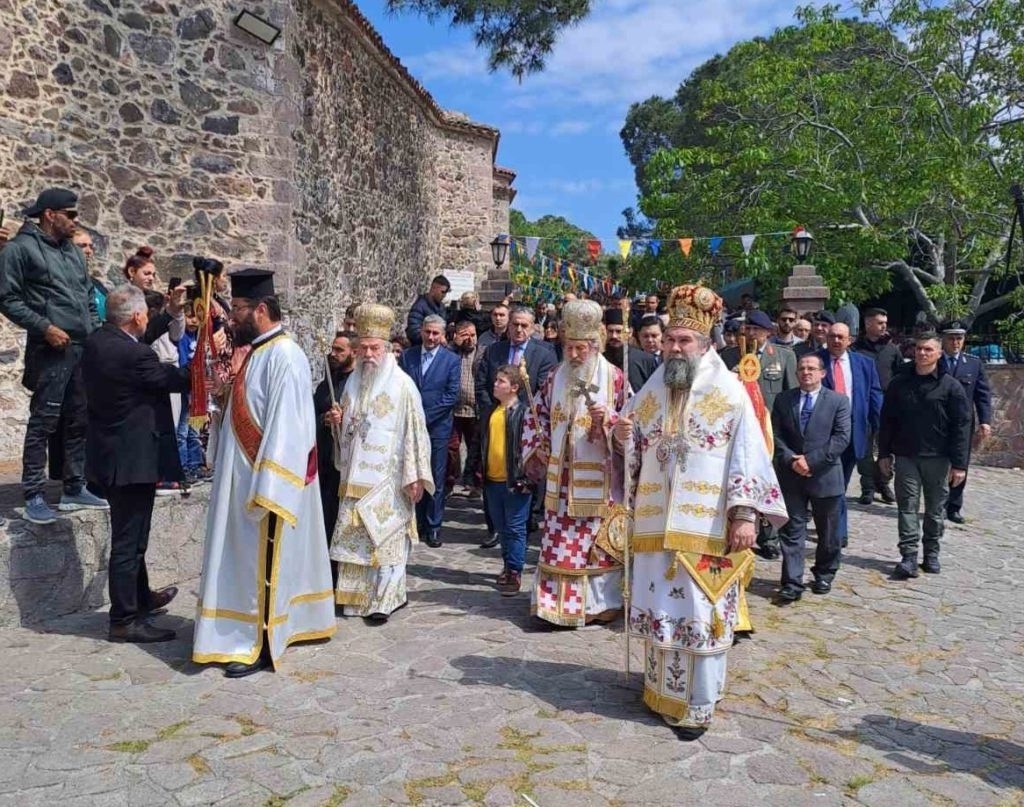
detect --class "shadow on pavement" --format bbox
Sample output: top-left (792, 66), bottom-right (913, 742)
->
top-left (835, 715), bottom-right (1024, 790)
top-left (839, 554), bottom-right (900, 575)
top-left (448, 654), bottom-right (658, 724)
top-left (29, 608), bottom-right (202, 675)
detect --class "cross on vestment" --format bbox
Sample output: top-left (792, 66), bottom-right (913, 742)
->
top-left (570, 377), bottom-right (600, 407)
top-left (345, 411), bottom-right (372, 441)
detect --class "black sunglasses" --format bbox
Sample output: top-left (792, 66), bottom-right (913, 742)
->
top-left (55, 209), bottom-right (78, 220)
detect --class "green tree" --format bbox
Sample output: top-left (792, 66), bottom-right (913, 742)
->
top-left (386, 0), bottom-right (591, 78)
top-left (509, 209), bottom-right (597, 266)
top-left (629, 1), bottom-right (1024, 326)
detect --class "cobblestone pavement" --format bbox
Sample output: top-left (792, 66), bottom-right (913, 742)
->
top-left (1, 467), bottom-right (1022, 807)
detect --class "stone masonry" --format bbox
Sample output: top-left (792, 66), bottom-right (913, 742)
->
top-left (0, 0), bottom-right (514, 463)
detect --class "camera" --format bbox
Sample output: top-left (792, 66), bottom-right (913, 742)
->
top-left (192, 256), bottom-right (224, 276)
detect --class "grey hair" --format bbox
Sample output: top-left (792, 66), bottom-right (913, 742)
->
top-left (106, 284), bottom-right (146, 326)
top-left (422, 314), bottom-right (446, 329)
top-left (510, 307), bottom-right (536, 323)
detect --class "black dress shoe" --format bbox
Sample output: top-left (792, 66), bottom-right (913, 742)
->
top-left (109, 620), bottom-right (176, 644)
top-left (424, 531), bottom-right (443, 548)
top-left (810, 579), bottom-right (832, 595)
top-left (841, 536), bottom-right (848, 548)
top-left (755, 545), bottom-right (780, 560)
top-left (776, 585), bottom-right (802, 603)
top-left (224, 655), bottom-right (272, 678)
top-left (145, 585), bottom-right (178, 615)
top-left (858, 492), bottom-right (874, 505)
top-left (672, 726), bottom-right (707, 741)
top-left (921, 556), bottom-right (941, 574)
top-left (947, 510), bottom-right (965, 524)
top-left (480, 531), bottom-right (500, 549)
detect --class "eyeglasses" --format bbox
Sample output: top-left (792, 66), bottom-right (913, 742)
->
top-left (55, 209), bottom-right (78, 220)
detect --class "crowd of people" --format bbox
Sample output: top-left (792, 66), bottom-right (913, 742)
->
top-left (0, 186), bottom-right (996, 738)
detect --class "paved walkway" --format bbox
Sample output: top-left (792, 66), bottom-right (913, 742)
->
top-left (1, 467), bottom-right (1022, 807)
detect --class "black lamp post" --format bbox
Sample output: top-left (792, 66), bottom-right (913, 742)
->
top-left (791, 226), bottom-right (814, 262)
top-left (490, 234), bottom-right (509, 268)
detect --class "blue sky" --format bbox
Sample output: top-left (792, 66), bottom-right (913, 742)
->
top-left (354, 0), bottom-right (803, 245)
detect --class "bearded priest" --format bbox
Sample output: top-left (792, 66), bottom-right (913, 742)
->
top-left (612, 284), bottom-right (788, 738)
top-left (523, 299), bottom-right (626, 628)
top-left (192, 269), bottom-right (336, 678)
top-left (330, 303), bottom-right (434, 623)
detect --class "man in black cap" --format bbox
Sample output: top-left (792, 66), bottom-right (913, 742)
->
top-left (799, 310), bottom-right (835, 358)
top-left (406, 274), bottom-right (450, 346)
top-left (314, 329), bottom-right (357, 544)
top-left (603, 306), bottom-right (656, 394)
top-left (939, 321), bottom-right (992, 523)
top-left (0, 187), bottom-right (107, 524)
top-left (192, 269), bottom-right (335, 677)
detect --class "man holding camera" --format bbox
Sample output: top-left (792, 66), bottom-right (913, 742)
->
top-left (0, 187), bottom-right (108, 524)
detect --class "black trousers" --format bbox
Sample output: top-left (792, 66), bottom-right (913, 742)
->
top-left (778, 486), bottom-right (843, 590)
top-left (22, 343), bottom-right (87, 499)
top-left (318, 462), bottom-right (341, 544)
top-left (107, 484), bottom-right (157, 625)
top-left (945, 434), bottom-right (973, 515)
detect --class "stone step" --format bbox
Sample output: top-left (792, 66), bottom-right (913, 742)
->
top-left (790, 264), bottom-right (820, 277)
top-left (785, 275), bottom-right (827, 288)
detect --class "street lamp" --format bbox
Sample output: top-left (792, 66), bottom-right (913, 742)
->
top-left (791, 226), bottom-right (814, 262)
top-left (490, 234), bottom-right (510, 268)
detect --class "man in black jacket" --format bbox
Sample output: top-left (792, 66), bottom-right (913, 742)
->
top-left (602, 306), bottom-right (656, 394)
top-left (313, 330), bottom-right (356, 543)
top-left (852, 307), bottom-right (904, 504)
top-left (83, 284), bottom-right (192, 642)
top-left (878, 333), bottom-right (970, 579)
top-left (0, 188), bottom-right (107, 525)
top-left (405, 274), bottom-right (449, 346)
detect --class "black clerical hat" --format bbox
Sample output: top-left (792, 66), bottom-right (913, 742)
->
top-left (603, 307), bottom-right (624, 326)
top-left (229, 268), bottom-right (275, 300)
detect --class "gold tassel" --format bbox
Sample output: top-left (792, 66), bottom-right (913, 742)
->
top-left (664, 553), bottom-right (679, 580)
top-left (711, 607), bottom-right (725, 640)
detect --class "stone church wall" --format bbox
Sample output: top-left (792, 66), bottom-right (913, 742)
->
top-left (0, 0), bottom-right (512, 465)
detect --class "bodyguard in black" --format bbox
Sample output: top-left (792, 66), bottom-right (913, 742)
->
top-left (939, 322), bottom-right (993, 523)
top-left (83, 285), bottom-right (191, 643)
top-left (0, 188), bottom-right (106, 525)
top-left (772, 354), bottom-right (852, 602)
top-left (878, 334), bottom-right (970, 579)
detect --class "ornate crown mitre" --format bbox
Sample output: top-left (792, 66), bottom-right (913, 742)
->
top-left (354, 303), bottom-right (395, 340)
top-left (666, 284), bottom-right (723, 336)
top-left (562, 299), bottom-right (604, 341)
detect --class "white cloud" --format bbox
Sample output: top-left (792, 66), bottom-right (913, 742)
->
top-left (406, 0), bottom-right (800, 116)
top-left (551, 120), bottom-right (592, 136)
top-left (533, 177), bottom-right (635, 195)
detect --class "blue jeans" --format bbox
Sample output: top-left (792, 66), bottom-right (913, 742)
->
top-left (176, 392), bottom-right (204, 472)
top-left (484, 480), bottom-right (531, 573)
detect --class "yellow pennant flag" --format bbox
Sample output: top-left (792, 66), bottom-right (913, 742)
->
top-left (618, 239), bottom-right (633, 259)
top-left (679, 238), bottom-right (693, 257)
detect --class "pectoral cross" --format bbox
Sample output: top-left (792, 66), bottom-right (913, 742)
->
top-left (655, 432), bottom-right (689, 474)
top-left (345, 411), bottom-right (372, 441)
top-left (570, 378), bottom-right (600, 407)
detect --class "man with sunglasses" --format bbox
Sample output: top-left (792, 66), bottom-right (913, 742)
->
top-left (769, 306), bottom-right (803, 349)
top-left (0, 187), bottom-right (107, 525)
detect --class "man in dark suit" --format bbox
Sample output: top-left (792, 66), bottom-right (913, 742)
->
top-left (940, 322), bottom-right (993, 523)
top-left (603, 306), bottom-right (656, 394)
top-left (82, 285), bottom-right (191, 643)
top-left (398, 314), bottom-right (460, 547)
top-left (313, 330), bottom-right (356, 544)
top-left (819, 322), bottom-right (883, 547)
top-left (772, 354), bottom-right (852, 602)
top-left (475, 306), bottom-right (556, 412)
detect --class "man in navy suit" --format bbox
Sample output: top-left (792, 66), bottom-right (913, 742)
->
top-left (475, 306), bottom-right (557, 411)
top-left (940, 322), bottom-right (993, 523)
top-left (398, 314), bottom-right (460, 548)
top-left (772, 354), bottom-right (851, 601)
top-left (819, 322), bottom-right (883, 546)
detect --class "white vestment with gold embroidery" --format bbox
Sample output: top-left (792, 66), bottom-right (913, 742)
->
top-left (193, 330), bottom-right (336, 668)
top-left (617, 349), bottom-right (787, 727)
top-left (330, 353), bottom-right (434, 616)
top-left (524, 356), bottom-right (626, 627)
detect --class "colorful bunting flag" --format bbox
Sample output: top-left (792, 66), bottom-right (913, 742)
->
top-left (618, 240), bottom-right (632, 259)
top-left (740, 234), bottom-right (756, 255)
top-left (648, 239), bottom-right (661, 257)
top-left (586, 239), bottom-right (601, 263)
top-left (709, 236), bottom-right (724, 256)
top-left (679, 238), bottom-right (693, 257)
top-left (525, 237), bottom-right (541, 260)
